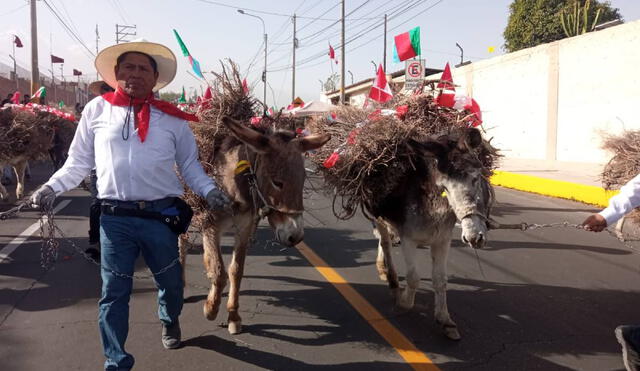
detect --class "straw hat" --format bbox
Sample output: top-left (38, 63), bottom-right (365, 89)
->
top-left (88, 80), bottom-right (113, 96)
top-left (94, 38), bottom-right (177, 92)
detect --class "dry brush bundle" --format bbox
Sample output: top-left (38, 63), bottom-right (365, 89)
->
top-left (601, 130), bottom-right (640, 223)
top-left (185, 61), bottom-right (258, 223)
top-left (0, 107), bottom-right (76, 162)
top-left (307, 94), bottom-right (499, 219)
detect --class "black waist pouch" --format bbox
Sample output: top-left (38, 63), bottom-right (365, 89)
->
top-left (159, 197), bottom-right (194, 235)
top-left (102, 198), bottom-right (193, 235)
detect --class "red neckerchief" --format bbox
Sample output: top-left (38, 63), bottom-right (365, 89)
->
top-left (102, 88), bottom-right (199, 142)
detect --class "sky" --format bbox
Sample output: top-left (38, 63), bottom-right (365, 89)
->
top-left (1, 0), bottom-right (639, 107)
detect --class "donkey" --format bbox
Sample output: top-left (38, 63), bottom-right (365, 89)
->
top-left (0, 156), bottom-right (29, 201)
top-left (179, 116), bottom-right (330, 334)
top-left (371, 127), bottom-right (494, 340)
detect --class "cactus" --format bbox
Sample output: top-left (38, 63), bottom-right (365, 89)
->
top-left (560, 0), bottom-right (602, 37)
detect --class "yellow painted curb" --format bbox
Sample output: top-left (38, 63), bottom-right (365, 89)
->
top-left (490, 170), bottom-right (618, 208)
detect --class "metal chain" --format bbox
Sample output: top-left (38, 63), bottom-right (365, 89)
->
top-left (39, 206), bottom-right (59, 270)
top-left (490, 219), bottom-right (640, 250)
top-left (0, 201), bottom-right (30, 220)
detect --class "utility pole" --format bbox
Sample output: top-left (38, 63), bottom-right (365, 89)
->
top-left (29, 0), bottom-right (39, 96)
top-left (95, 24), bottom-right (100, 82)
top-left (10, 35), bottom-right (17, 90)
top-left (383, 14), bottom-right (387, 72)
top-left (116, 24), bottom-right (137, 44)
top-left (263, 32), bottom-right (267, 113)
top-left (340, 0), bottom-right (345, 105)
top-left (291, 14), bottom-right (297, 102)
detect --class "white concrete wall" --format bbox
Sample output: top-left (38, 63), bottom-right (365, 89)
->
top-left (432, 20), bottom-right (640, 164)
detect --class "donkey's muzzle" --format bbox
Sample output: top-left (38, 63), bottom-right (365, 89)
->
top-left (462, 232), bottom-right (485, 249)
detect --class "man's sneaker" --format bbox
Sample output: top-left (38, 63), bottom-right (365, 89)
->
top-left (615, 325), bottom-right (640, 371)
top-left (162, 321), bottom-right (181, 349)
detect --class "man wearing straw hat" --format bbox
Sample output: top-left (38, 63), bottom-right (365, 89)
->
top-left (30, 39), bottom-right (229, 370)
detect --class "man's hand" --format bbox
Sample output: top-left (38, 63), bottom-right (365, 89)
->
top-left (30, 185), bottom-right (56, 209)
top-left (206, 188), bottom-right (230, 211)
top-left (582, 214), bottom-right (607, 232)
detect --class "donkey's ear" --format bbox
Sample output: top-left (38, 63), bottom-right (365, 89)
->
top-left (457, 128), bottom-right (483, 151)
top-left (293, 133), bottom-right (331, 152)
top-left (408, 138), bottom-right (448, 160)
top-left (221, 116), bottom-right (271, 153)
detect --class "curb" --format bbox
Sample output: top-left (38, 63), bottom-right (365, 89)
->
top-left (490, 170), bottom-right (617, 208)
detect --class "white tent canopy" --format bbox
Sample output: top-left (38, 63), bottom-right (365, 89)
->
top-left (284, 100), bottom-right (336, 117)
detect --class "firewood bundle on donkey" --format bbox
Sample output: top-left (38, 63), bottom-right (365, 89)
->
top-left (0, 104), bottom-right (76, 201)
top-left (179, 62), bottom-right (329, 334)
top-left (600, 130), bottom-right (640, 228)
top-left (307, 93), bottom-right (500, 340)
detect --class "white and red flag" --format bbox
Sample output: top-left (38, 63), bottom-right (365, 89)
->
top-left (368, 65), bottom-right (393, 103)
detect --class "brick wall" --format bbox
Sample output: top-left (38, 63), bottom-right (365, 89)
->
top-left (0, 75), bottom-right (82, 107)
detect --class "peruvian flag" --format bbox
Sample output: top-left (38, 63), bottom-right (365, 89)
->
top-left (437, 62), bottom-right (455, 91)
top-left (328, 44), bottom-right (338, 64)
top-left (368, 65), bottom-right (393, 103)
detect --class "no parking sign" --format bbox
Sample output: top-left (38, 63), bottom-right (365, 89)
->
top-left (404, 59), bottom-right (424, 91)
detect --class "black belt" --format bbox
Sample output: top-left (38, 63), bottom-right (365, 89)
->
top-left (100, 197), bottom-right (193, 235)
top-left (101, 197), bottom-right (176, 212)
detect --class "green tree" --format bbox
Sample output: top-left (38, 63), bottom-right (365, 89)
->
top-left (504, 0), bottom-right (622, 53)
top-left (159, 91), bottom-right (181, 103)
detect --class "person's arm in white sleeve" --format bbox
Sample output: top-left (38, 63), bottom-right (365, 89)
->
top-left (598, 173), bottom-right (640, 226)
top-left (44, 102), bottom-right (96, 194)
top-left (174, 121), bottom-right (216, 198)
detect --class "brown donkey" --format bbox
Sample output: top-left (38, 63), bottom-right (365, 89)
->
top-left (180, 117), bottom-right (329, 334)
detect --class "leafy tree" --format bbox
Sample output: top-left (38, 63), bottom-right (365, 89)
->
top-left (159, 91), bottom-right (181, 103)
top-left (504, 0), bottom-right (622, 53)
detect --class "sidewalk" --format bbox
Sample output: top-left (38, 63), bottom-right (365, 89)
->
top-left (491, 158), bottom-right (616, 208)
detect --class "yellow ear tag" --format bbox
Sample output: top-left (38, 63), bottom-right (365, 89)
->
top-left (235, 160), bottom-right (251, 175)
top-left (441, 191), bottom-right (447, 198)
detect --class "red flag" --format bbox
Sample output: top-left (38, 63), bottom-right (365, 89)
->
top-left (203, 87), bottom-right (212, 100)
top-left (437, 62), bottom-right (455, 91)
top-left (328, 44), bottom-right (338, 64)
top-left (242, 78), bottom-right (249, 94)
top-left (51, 54), bottom-right (64, 64)
top-left (73, 69), bottom-right (82, 76)
top-left (435, 93), bottom-right (455, 107)
top-left (323, 151), bottom-right (340, 169)
top-left (14, 35), bottom-right (23, 48)
top-left (368, 65), bottom-right (393, 103)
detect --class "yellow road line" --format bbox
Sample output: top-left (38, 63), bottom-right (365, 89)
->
top-left (296, 242), bottom-right (440, 371)
top-left (490, 170), bottom-right (617, 208)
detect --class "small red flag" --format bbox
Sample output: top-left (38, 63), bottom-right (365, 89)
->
top-left (73, 69), bottom-right (82, 76)
top-left (323, 151), bottom-right (340, 169)
top-left (242, 78), bottom-right (249, 94)
top-left (368, 65), bottom-right (393, 103)
top-left (51, 54), bottom-right (64, 64)
top-left (437, 62), bottom-right (455, 91)
top-left (14, 35), bottom-right (23, 48)
top-left (203, 87), bottom-right (212, 100)
top-left (328, 44), bottom-right (338, 64)
top-left (435, 93), bottom-right (455, 108)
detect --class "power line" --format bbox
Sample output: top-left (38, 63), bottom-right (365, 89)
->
top-left (109, 0), bottom-right (131, 24)
top-left (194, 0), bottom-right (380, 20)
top-left (42, 0), bottom-right (95, 59)
top-left (269, 0), bottom-right (422, 69)
top-left (268, 0), bottom-right (444, 72)
top-left (0, 3), bottom-right (27, 17)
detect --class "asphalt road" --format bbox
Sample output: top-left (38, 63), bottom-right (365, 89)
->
top-left (1, 165), bottom-right (639, 370)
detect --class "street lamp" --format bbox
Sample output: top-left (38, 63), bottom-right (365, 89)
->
top-left (238, 9), bottom-right (267, 114)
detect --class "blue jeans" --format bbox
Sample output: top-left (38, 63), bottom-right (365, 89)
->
top-left (99, 212), bottom-right (183, 370)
